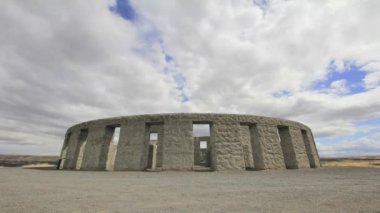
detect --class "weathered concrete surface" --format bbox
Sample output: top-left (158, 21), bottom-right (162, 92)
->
top-left (72, 129), bottom-right (88, 170)
top-left (278, 126), bottom-right (298, 169)
top-left (106, 143), bottom-right (117, 171)
top-left (75, 141), bottom-right (86, 170)
top-left (62, 131), bottom-right (80, 170)
top-left (304, 130), bottom-right (321, 168)
top-left (80, 126), bottom-right (108, 170)
top-left (114, 120), bottom-right (148, 171)
top-left (253, 124), bottom-right (286, 170)
top-left (162, 116), bottom-right (193, 170)
top-left (239, 125), bottom-right (254, 168)
top-left (288, 126), bottom-right (310, 168)
top-left (211, 121), bottom-right (245, 170)
top-left (58, 132), bottom-right (71, 169)
top-left (146, 144), bottom-right (157, 169)
top-left (61, 113), bottom-right (320, 171)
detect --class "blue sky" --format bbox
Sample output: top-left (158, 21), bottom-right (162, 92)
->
top-left (0, 0), bottom-right (379, 157)
top-left (312, 60), bottom-right (367, 95)
top-left (109, 0), bottom-right (136, 22)
top-left (110, 0), bottom-right (189, 102)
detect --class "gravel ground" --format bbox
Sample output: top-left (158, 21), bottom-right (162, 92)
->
top-left (0, 167), bottom-right (379, 213)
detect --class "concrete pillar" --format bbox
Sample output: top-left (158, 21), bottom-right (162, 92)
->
top-left (106, 143), bottom-right (117, 171)
top-left (252, 124), bottom-right (286, 170)
top-left (162, 118), bottom-right (193, 170)
top-left (62, 131), bottom-right (80, 170)
top-left (288, 127), bottom-right (310, 168)
top-left (205, 140), bottom-right (211, 167)
top-left (193, 138), bottom-right (201, 165)
top-left (147, 144), bottom-right (157, 169)
top-left (114, 121), bottom-right (149, 171)
top-left (278, 126), bottom-right (298, 169)
top-left (239, 125), bottom-right (254, 168)
top-left (59, 132), bottom-right (71, 170)
top-left (303, 129), bottom-right (320, 168)
top-left (80, 126), bottom-right (112, 170)
top-left (210, 122), bottom-right (245, 170)
top-left (75, 141), bottom-right (87, 170)
top-left (59, 148), bottom-right (68, 170)
top-left (98, 127), bottom-right (116, 170)
top-left (70, 129), bottom-right (89, 170)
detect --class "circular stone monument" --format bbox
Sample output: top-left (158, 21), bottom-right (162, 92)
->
top-left (58, 113), bottom-right (320, 171)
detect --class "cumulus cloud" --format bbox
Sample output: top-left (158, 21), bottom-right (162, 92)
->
top-left (0, 0), bottom-right (379, 156)
top-left (0, 0), bottom-right (183, 154)
top-left (132, 0), bottom-right (380, 155)
top-left (318, 131), bottom-right (380, 157)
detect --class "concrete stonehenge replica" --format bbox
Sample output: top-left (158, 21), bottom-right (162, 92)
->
top-left (58, 113), bottom-right (320, 171)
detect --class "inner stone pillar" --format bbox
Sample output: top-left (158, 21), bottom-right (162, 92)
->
top-left (74, 129), bottom-right (89, 170)
top-left (252, 124), bottom-right (286, 170)
top-left (288, 127), bottom-right (310, 168)
top-left (193, 138), bottom-right (201, 166)
top-left (162, 118), bottom-right (193, 170)
top-left (303, 129), bottom-right (320, 167)
top-left (239, 125), bottom-right (254, 169)
top-left (62, 131), bottom-right (80, 170)
top-left (210, 121), bottom-right (245, 170)
top-left (114, 120), bottom-right (149, 171)
top-left (106, 143), bottom-right (117, 171)
top-left (147, 144), bottom-right (157, 169)
top-left (149, 125), bottom-right (164, 168)
top-left (59, 132), bottom-right (71, 170)
top-left (277, 126), bottom-right (298, 169)
top-left (80, 126), bottom-right (111, 170)
top-left (98, 127), bottom-right (116, 170)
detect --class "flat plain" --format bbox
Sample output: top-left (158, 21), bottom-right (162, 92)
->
top-left (0, 167), bottom-right (379, 213)
top-left (321, 156), bottom-right (380, 168)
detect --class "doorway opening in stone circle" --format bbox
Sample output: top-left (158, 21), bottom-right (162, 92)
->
top-left (193, 123), bottom-right (211, 170)
top-left (239, 125), bottom-right (255, 170)
top-left (147, 132), bottom-right (158, 170)
top-left (146, 123), bottom-right (163, 170)
top-left (106, 126), bottom-right (120, 171)
top-left (74, 129), bottom-right (88, 170)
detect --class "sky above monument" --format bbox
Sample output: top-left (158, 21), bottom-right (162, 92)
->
top-left (0, 0), bottom-right (379, 157)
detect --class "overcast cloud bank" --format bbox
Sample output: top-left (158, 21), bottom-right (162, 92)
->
top-left (0, 0), bottom-right (379, 157)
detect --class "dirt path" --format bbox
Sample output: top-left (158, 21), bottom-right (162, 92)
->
top-left (0, 167), bottom-right (379, 212)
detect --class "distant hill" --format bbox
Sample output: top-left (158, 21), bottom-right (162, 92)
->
top-left (0, 154), bottom-right (59, 167)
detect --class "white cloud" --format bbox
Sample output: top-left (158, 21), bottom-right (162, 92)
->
top-left (133, 0), bottom-right (380, 130)
top-left (329, 79), bottom-right (349, 94)
top-left (0, 0), bottom-right (183, 154)
top-left (318, 131), bottom-right (380, 157)
top-left (0, 0), bottom-right (379, 156)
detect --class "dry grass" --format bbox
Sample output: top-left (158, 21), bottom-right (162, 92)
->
top-left (22, 163), bottom-right (56, 168)
top-left (0, 154), bottom-right (59, 167)
top-left (321, 158), bottom-right (380, 168)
